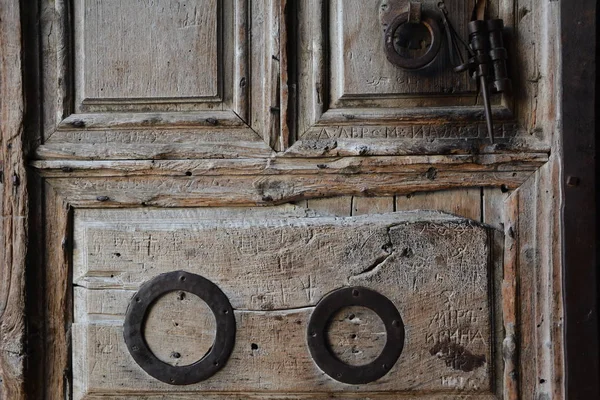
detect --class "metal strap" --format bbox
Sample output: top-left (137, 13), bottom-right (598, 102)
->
top-left (471, 0), bottom-right (488, 21)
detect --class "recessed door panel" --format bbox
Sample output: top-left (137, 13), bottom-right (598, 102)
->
top-left (73, 207), bottom-right (495, 398)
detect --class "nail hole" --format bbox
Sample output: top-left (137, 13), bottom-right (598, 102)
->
top-left (114, 252), bottom-right (121, 257)
top-left (392, 320), bottom-right (401, 327)
top-left (350, 334), bottom-right (357, 339)
top-left (185, 171), bottom-right (192, 176)
top-left (171, 352), bottom-right (181, 359)
top-left (352, 289), bottom-right (360, 297)
top-left (251, 343), bottom-right (258, 350)
top-left (348, 313), bottom-right (355, 320)
top-left (310, 331), bottom-right (317, 338)
top-left (135, 297), bottom-right (141, 303)
top-left (179, 276), bottom-right (186, 281)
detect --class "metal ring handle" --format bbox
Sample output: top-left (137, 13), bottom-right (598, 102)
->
top-left (384, 10), bottom-right (443, 70)
top-left (123, 270), bottom-right (236, 385)
top-left (307, 287), bottom-right (405, 384)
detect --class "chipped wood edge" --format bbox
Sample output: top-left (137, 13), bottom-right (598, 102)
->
top-left (0, 1), bottom-right (27, 399)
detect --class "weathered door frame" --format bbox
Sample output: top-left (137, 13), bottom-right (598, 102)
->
top-left (561, 1), bottom-right (599, 399)
top-left (0, 0), bottom-right (598, 399)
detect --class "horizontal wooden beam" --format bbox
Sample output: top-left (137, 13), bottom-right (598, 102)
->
top-left (44, 169), bottom-right (534, 208)
top-left (32, 154), bottom-right (548, 178)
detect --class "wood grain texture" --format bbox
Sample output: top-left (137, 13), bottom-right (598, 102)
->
top-left (40, 0), bottom-right (281, 150)
top-left (76, 0), bottom-right (219, 102)
top-left (40, 0), bottom-right (72, 140)
top-left (72, 208), bottom-right (494, 397)
top-left (43, 183), bottom-right (73, 400)
top-left (395, 189), bottom-right (482, 221)
top-left (293, 0), bottom-right (526, 148)
top-left (21, 0), bottom-right (566, 398)
top-left (514, 160), bottom-right (564, 400)
top-left (43, 172), bottom-right (531, 209)
top-left (32, 153), bottom-right (548, 177)
top-left (503, 189), bottom-right (519, 400)
top-left (332, 0), bottom-right (476, 98)
top-left (352, 196), bottom-right (394, 216)
top-left (78, 394), bottom-right (496, 400)
top-left (0, 1), bottom-right (27, 398)
top-left (143, 291), bottom-right (217, 367)
top-left (306, 196), bottom-right (352, 216)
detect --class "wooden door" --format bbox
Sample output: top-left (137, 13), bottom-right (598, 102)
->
top-left (0, 0), bottom-right (570, 399)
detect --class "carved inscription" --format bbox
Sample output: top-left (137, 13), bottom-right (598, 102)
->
top-left (302, 123), bottom-right (520, 140)
top-left (426, 309), bottom-right (486, 348)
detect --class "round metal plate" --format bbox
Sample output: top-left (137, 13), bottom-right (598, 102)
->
top-left (384, 10), bottom-right (443, 70)
top-left (307, 287), bottom-right (405, 384)
top-left (123, 270), bottom-right (235, 385)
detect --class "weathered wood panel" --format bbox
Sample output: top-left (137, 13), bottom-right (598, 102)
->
top-left (73, 208), bottom-right (494, 397)
top-left (332, 0), bottom-right (476, 99)
top-left (39, 0), bottom-right (282, 152)
top-left (76, 0), bottom-right (219, 102)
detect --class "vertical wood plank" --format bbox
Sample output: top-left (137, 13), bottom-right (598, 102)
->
top-left (306, 196), bottom-right (352, 216)
top-left (352, 196), bottom-right (394, 216)
top-left (515, 177), bottom-right (536, 399)
top-left (482, 186), bottom-right (510, 397)
top-left (265, 0), bottom-right (281, 150)
top-left (0, 1), bottom-right (27, 398)
top-left (503, 191), bottom-right (519, 400)
top-left (395, 189), bottom-right (482, 221)
top-left (43, 184), bottom-right (73, 400)
top-left (233, 0), bottom-right (249, 122)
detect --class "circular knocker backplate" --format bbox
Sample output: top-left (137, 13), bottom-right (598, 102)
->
top-left (123, 270), bottom-right (235, 385)
top-left (307, 287), bottom-right (405, 384)
top-left (384, 10), bottom-right (442, 70)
